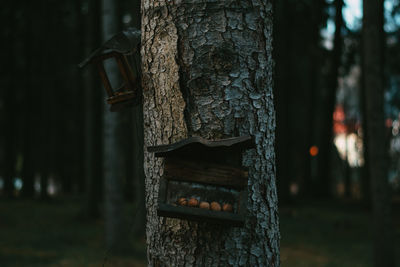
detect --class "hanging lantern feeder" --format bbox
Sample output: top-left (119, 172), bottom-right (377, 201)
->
top-left (79, 29), bottom-right (141, 111)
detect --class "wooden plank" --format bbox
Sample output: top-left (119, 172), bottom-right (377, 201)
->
top-left (115, 55), bottom-right (135, 89)
top-left (164, 158), bottom-right (247, 188)
top-left (120, 55), bottom-right (137, 88)
top-left (107, 90), bottom-right (135, 104)
top-left (238, 188), bottom-right (248, 214)
top-left (158, 178), bottom-right (168, 205)
top-left (96, 61), bottom-right (114, 97)
top-left (157, 203), bottom-right (244, 227)
top-left (147, 135), bottom-right (254, 158)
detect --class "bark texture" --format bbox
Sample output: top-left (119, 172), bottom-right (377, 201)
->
top-left (141, 0), bottom-right (279, 266)
top-left (362, 0), bottom-right (395, 266)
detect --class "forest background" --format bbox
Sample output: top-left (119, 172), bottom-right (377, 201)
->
top-left (0, 0), bottom-right (399, 266)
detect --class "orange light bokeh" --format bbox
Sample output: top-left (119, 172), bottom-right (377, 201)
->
top-left (309, 146), bottom-right (319, 157)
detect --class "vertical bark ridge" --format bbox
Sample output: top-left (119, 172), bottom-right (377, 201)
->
top-left (142, 0), bottom-right (279, 266)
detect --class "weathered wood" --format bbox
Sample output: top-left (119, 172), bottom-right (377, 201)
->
top-left (80, 29), bottom-right (141, 112)
top-left (95, 60), bottom-right (113, 97)
top-left (116, 54), bottom-right (137, 91)
top-left (78, 29), bottom-right (141, 68)
top-left (148, 135), bottom-right (254, 158)
top-left (158, 178), bottom-right (168, 204)
top-left (106, 90), bottom-right (135, 104)
top-left (157, 177), bottom-right (248, 226)
top-left (164, 157), bottom-right (247, 188)
top-left (150, 137), bottom-right (250, 225)
top-left (158, 203), bottom-right (244, 227)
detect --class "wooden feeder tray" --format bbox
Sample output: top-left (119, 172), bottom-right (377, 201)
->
top-left (148, 136), bottom-right (255, 227)
top-left (107, 90), bottom-right (136, 105)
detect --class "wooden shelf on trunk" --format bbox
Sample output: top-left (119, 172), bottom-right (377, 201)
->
top-left (148, 136), bottom-right (255, 227)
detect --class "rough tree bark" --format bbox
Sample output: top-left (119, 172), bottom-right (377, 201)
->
top-left (362, 0), bottom-right (395, 266)
top-left (141, 0), bottom-right (279, 266)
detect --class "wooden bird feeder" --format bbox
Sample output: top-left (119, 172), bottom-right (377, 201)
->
top-left (79, 29), bottom-right (141, 111)
top-left (147, 136), bottom-right (255, 227)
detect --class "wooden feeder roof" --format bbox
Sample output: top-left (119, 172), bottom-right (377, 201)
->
top-left (147, 135), bottom-right (255, 158)
top-left (78, 28), bottom-right (141, 68)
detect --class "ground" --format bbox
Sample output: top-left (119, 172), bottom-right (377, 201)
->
top-left (280, 199), bottom-right (400, 267)
top-left (0, 198), bottom-right (146, 267)
top-left (0, 198), bottom-right (399, 266)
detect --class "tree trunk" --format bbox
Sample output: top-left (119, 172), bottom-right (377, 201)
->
top-left (3, 81), bottom-right (16, 199)
top-left (38, 0), bottom-right (50, 200)
top-left (21, 0), bottom-right (35, 198)
top-left (303, 0), bottom-right (322, 197)
top-left (362, 0), bottom-right (395, 266)
top-left (131, 46), bottom-right (146, 238)
top-left (359, 35), bottom-right (371, 207)
top-left (124, 0), bottom-right (146, 237)
top-left (83, 0), bottom-right (102, 218)
top-left (317, 0), bottom-right (343, 198)
top-left (344, 136), bottom-right (352, 198)
top-left (273, 0), bottom-right (292, 204)
top-left (3, 1), bottom-right (17, 198)
top-left (141, 1), bottom-right (279, 265)
top-left (102, 0), bottom-right (128, 252)
top-left (132, 101), bottom-right (146, 237)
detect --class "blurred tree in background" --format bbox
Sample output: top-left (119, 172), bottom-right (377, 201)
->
top-left (0, 0), bottom-right (146, 261)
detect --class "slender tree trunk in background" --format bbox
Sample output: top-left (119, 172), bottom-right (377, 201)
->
top-left (102, 0), bottom-right (128, 252)
top-left (21, 0), bottom-right (35, 198)
top-left (83, 0), bottom-right (102, 218)
top-left (40, 174), bottom-right (49, 199)
top-left (46, 1), bottom-right (59, 197)
top-left (344, 137), bottom-right (352, 198)
top-left (129, 0), bottom-right (146, 237)
top-left (76, 0), bottom-right (87, 197)
top-left (360, 106), bottom-right (371, 206)
top-left (21, 123), bottom-right (34, 198)
top-left (132, 88), bottom-right (146, 237)
top-left (123, 120), bottom-right (135, 201)
top-left (60, 166), bottom-right (73, 194)
top-left (304, 0), bottom-right (324, 196)
top-left (118, 0), bottom-right (135, 201)
top-left (142, 0), bottom-right (279, 265)
top-left (3, 87), bottom-right (16, 199)
top-left (3, 2), bottom-right (17, 198)
top-left (359, 40), bottom-right (371, 207)
top-left (362, 0), bottom-right (395, 266)
top-left (317, 0), bottom-right (343, 198)
top-left (38, 1), bottom-right (50, 200)
top-left (273, 0), bottom-right (291, 204)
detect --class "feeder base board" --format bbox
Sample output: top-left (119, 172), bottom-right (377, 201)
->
top-left (157, 203), bottom-right (244, 227)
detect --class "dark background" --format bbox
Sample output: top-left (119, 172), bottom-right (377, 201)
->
top-left (0, 0), bottom-right (399, 266)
